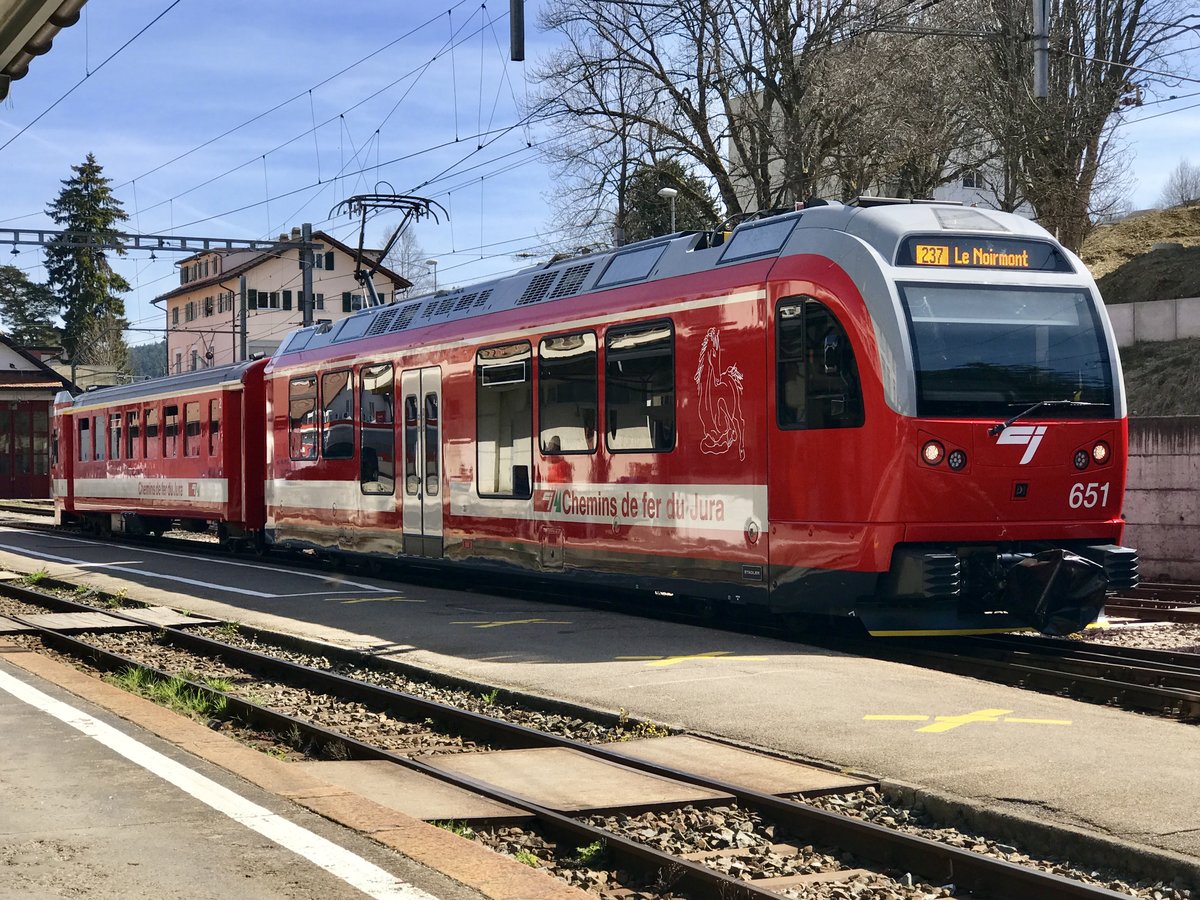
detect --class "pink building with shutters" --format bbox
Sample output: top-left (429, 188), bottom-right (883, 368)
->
top-left (158, 229), bottom-right (408, 371)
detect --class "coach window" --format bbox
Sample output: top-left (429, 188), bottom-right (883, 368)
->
top-left (145, 408), bottom-right (160, 459)
top-left (289, 376), bottom-right (318, 460)
top-left (94, 415), bottom-right (106, 461)
top-left (776, 297), bottom-right (864, 430)
top-left (184, 402), bottom-right (201, 457)
top-left (164, 405), bottom-right (180, 457)
top-left (321, 370), bottom-right (354, 460)
top-left (539, 332), bottom-right (598, 453)
top-left (476, 342), bottom-right (532, 498)
top-left (110, 413), bottom-right (122, 460)
top-left (423, 392), bottom-right (439, 496)
top-left (359, 364), bottom-right (394, 494)
top-left (208, 399), bottom-right (220, 456)
top-left (605, 321), bottom-right (675, 452)
top-left (78, 417), bottom-right (90, 462)
top-left (127, 411), bottom-right (139, 459)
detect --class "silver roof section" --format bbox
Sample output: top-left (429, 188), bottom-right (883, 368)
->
top-left (273, 200), bottom-right (1062, 359)
top-left (63, 358), bottom-right (260, 410)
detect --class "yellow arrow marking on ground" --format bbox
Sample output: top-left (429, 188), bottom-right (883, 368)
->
top-left (864, 708), bottom-right (1072, 732)
top-left (451, 618), bottom-right (571, 628)
top-left (615, 650), bottom-right (769, 667)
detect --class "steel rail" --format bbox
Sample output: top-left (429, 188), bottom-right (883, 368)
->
top-left (0, 582), bottom-right (1135, 899)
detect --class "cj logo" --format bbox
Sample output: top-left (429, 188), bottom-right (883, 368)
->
top-left (996, 425), bottom-right (1046, 464)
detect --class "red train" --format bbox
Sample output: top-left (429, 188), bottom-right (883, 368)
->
top-left (53, 199), bottom-right (1138, 635)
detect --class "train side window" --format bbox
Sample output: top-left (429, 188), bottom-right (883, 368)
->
top-left (164, 405), bottom-right (179, 457)
top-left (78, 417), bottom-right (90, 462)
top-left (359, 363), bottom-right (394, 495)
top-left (539, 332), bottom-right (598, 454)
top-left (127, 411), bottom-right (139, 459)
top-left (51, 427), bottom-right (58, 467)
top-left (605, 321), bottom-right (675, 452)
top-left (424, 392), bottom-right (440, 497)
top-left (208, 399), bottom-right (220, 457)
top-left (321, 369), bottom-right (355, 460)
top-left (289, 376), bottom-right (318, 461)
top-left (184, 402), bottom-right (201, 457)
top-left (94, 415), bottom-right (106, 461)
top-left (776, 297), bottom-right (865, 430)
top-left (110, 413), bottom-right (122, 460)
top-left (476, 342), bottom-right (532, 499)
top-left (403, 394), bottom-right (418, 495)
top-left (145, 408), bottom-right (160, 459)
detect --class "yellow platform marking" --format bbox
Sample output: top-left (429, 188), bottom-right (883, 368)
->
top-left (864, 707), bottom-right (1072, 732)
top-left (615, 650), bottom-right (769, 668)
top-left (334, 595), bottom-right (423, 605)
top-left (451, 618), bottom-right (571, 629)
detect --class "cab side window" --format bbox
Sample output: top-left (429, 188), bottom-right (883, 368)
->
top-left (289, 376), bottom-right (318, 460)
top-left (777, 297), bottom-right (864, 430)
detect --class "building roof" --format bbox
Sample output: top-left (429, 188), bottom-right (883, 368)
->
top-left (0, 0), bottom-right (87, 102)
top-left (0, 332), bottom-right (75, 392)
top-left (153, 230), bottom-right (410, 303)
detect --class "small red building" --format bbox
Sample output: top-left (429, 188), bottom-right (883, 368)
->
top-left (0, 335), bottom-right (74, 498)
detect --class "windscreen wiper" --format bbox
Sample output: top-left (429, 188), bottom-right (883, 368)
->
top-left (987, 399), bottom-right (1106, 436)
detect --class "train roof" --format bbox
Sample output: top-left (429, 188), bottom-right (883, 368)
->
top-left (269, 199), bottom-right (1064, 363)
top-left (56, 358), bottom-right (263, 411)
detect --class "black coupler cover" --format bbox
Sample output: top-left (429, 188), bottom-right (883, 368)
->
top-left (1004, 550), bottom-right (1108, 636)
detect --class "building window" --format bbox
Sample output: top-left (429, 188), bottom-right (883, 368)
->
top-left (204, 296), bottom-right (214, 317)
top-left (174, 352), bottom-right (182, 374)
top-left (172, 307), bottom-right (179, 326)
top-left (605, 321), bottom-right (675, 452)
top-left (190, 349), bottom-right (198, 371)
top-left (321, 369), bottom-right (354, 459)
top-left (962, 168), bottom-right (981, 189)
top-left (315, 293), bottom-right (324, 311)
top-left (185, 301), bottom-right (196, 322)
top-left (476, 342), bottom-right (532, 498)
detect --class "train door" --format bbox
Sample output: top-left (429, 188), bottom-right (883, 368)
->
top-left (400, 367), bottom-right (443, 557)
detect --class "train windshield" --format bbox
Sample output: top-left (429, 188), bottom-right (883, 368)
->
top-left (899, 284), bottom-right (1114, 418)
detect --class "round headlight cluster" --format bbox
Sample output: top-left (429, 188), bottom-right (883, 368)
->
top-left (947, 449), bottom-right (968, 471)
top-left (1075, 441), bottom-right (1111, 470)
top-left (921, 440), bottom-right (945, 465)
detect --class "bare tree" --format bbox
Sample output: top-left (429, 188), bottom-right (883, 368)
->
top-left (1158, 159), bottom-right (1200, 207)
top-left (380, 227), bottom-right (433, 297)
top-left (977, 0), bottom-right (1189, 250)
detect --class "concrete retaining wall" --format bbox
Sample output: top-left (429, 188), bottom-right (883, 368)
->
top-left (1124, 417), bottom-right (1200, 582)
top-left (1107, 297), bottom-right (1200, 347)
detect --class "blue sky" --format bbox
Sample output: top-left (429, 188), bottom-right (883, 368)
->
top-left (0, 1), bottom-right (1197, 349)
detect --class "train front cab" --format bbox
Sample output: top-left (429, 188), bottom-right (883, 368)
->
top-left (765, 204), bottom-right (1138, 636)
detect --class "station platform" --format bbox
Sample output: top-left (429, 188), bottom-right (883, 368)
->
top-left (0, 523), bottom-right (1197, 887)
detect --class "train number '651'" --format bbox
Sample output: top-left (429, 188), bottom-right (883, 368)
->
top-left (1069, 482), bottom-right (1110, 509)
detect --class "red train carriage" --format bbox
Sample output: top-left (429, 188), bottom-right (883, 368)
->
top-left (52, 359), bottom-right (268, 545)
top-left (262, 198), bottom-right (1137, 636)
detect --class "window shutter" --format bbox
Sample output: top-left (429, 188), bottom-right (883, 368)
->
top-left (283, 290), bottom-right (292, 310)
top-left (342, 292), bottom-right (351, 313)
top-left (325, 251), bottom-right (334, 271)
top-left (248, 289), bottom-right (258, 309)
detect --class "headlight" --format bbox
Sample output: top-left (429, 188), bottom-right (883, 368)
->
top-left (1092, 441), bottom-right (1110, 464)
top-left (921, 440), bottom-right (945, 466)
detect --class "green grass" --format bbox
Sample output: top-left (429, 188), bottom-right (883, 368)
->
top-left (566, 840), bottom-right (606, 867)
top-left (104, 666), bottom-right (229, 719)
top-left (513, 850), bottom-right (540, 867)
top-left (480, 688), bottom-right (500, 707)
top-left (22, 568), bottom-right (50, 585)
top-left (216, 621), bottom-right (241, 639)
top-left (433, 821), bottom-right (476, 840)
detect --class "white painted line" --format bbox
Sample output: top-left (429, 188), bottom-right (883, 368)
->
top-left (0, 667), bottom-right (438, 900)
top-left (0, 535), bottom-right (388, 600)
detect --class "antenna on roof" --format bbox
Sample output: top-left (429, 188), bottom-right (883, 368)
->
top-left (331, 187), bottom-right (446, 309)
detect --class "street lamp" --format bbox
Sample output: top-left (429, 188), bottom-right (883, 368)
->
top-left (425, 258), bottom-right (438, 292)
top-left (657, 187), bottom-right (678, 234)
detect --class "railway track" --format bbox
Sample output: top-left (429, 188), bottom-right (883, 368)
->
top-left (0, 576), bottom-right (1165, 900)
top-left (1105, 582), bottom-right (1200, 625)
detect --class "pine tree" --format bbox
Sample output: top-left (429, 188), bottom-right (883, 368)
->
top-left (43, 153), bottom-right (131, 369)
top-left (0, 265), bottom-right (61, 346)
top-left (622, 159), bottom-right (719, 245)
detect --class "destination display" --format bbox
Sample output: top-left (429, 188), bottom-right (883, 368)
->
top-left (896, 235), bottom-right (1073, 272)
